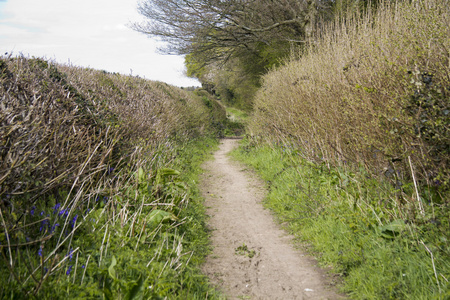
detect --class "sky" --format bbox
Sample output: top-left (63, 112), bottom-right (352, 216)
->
top-left (0, 0), bottom-right (200, 87)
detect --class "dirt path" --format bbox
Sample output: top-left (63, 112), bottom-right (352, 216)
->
top-left (200, 139), bottom-right (345, 300)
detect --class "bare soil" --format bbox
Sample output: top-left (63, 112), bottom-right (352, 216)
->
top-left (200, 139), bottom-right (346, 300)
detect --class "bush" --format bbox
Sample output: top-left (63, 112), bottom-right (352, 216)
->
top-left (249, 0), bottom-right (449, 192)
top-left (0, 56), bottom-right (223, 298)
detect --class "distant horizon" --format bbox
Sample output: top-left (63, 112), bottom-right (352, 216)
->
top-left (0, 0), bottom-right (201, 87)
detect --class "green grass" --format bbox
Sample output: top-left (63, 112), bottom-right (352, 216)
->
top-left (1, 136), bottom-right (223, 299)
top-left (226, 107), bottom-right (249, 124)
top-left (231, 139), bottom-right (450, 299)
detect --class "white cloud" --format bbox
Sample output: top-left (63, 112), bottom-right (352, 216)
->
top-left (0, 0), bottom-right (200, 86)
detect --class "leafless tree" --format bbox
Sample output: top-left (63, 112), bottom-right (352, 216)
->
top-left (132, 0), bottom-right (328, 64)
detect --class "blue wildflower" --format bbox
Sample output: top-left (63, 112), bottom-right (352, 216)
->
top-left (66, 265), bottom-right (72, 275)
top-left (81, 265), bottom-right (85, 269)
top-left (38, 248), bottom-right (42, 257)
top-left (40, 211), bottom-right (45, 216)
top-left (68, 248), bottom-right (73, 261)
top-left (53, 203), bottom-right (61, 214)
top-left (70, 215), bottom-right (78, 228)
top-left (50, 223), bottom-right (60, 233)
top-left (30, 206), bottom-right (36, 216)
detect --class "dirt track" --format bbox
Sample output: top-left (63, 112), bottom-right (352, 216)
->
top-left (200, 139), bottom-right (345, 300)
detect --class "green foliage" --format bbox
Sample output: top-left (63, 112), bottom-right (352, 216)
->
top-left (232, 139), bottom-right (449, 299)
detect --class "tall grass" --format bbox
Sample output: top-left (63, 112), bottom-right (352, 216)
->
top-left (0, 55), bottom-right (225, 298)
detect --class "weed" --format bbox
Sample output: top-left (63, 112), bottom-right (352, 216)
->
top-left (235, 243), bottom-right (257, 258)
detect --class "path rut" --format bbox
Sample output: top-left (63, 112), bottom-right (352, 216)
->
top-left (200, 139), bottom-right (345, 300)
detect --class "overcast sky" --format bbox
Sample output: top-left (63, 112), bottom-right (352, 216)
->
top-left (0, 0), bottom-right (200, 87)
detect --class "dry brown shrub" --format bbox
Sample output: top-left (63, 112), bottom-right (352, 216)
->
top-left (250, 0), bottom-right (449, 189)
top-left (0, 55), bottom-right (220, 249)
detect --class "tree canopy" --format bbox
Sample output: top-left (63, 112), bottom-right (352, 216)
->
top-left (133, 0), bottom-right (329, 62)
top-left (133, 0), bottom-right (372, 108)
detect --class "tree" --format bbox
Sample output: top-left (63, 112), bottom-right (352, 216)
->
top-left (132, 0), bottom-right (330, 66)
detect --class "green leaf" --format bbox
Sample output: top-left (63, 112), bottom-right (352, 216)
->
top-left (147, 209), bottom-right (177, 227)
top-left (378, 219), bottom-right (406, 239)
top-left (159, 168), bottom-right (180, 177)
top-left (108, 256), bottom-right (117, 280)
top-left (137, 167), bottom-right (145, 184)
top-left (125, 276), bottom-right (144, 300)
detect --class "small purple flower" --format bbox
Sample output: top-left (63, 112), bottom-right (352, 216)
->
top-left (67, 248), bottom-right (73, 261)
top-left (53, 203), bottom-right (61, 214)
top-left (38, 248), bottom-right (42, 257)
top-left (95, 196), bottom-right (100, 202)
top-left (107, 167), bottom-right (114, 175)
top-left (40, 219), bottom-right (48, 232)
top-left (66, 265), bottom-right (72, 275)
top-left (70, 215), bottom-right (78, 228)
top-left (50, 223), bottom-right (60, 233)
top-left (81, 264), bottom-right (85, 269)
top-left (40, 211), bottom-right (45, 216)
top-left (30, 206), bottom-right (36, 216)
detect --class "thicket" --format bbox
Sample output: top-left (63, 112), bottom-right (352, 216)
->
top-left (250, 0), bottom-right (449, 197)
top-left (243, 0), bottom-right (449, 298)
top-left (0, 55), bottom-right (226, 298)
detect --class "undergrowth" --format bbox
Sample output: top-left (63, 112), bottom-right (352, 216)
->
top-left (232, 139), bottom-right (449, 299)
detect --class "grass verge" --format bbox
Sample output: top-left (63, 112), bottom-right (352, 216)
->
top-left (1, 136), bottom-right (223, 299)
top-left (231, 139), bottom-right (449, 299)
